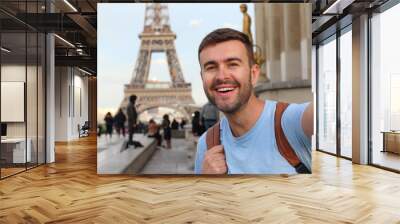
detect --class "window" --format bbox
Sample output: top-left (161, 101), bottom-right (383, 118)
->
top-left (317, 36), bottom-right (337, 154)
top-left (0, 2), bottom-right (47, 179)
top-left (371, 2), bottom-right (400, 171)
top-left (339, 28), bottom-right (352, 158)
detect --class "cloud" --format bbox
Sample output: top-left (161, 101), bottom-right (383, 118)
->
top-left (189, 19), bottom-right (202, 28)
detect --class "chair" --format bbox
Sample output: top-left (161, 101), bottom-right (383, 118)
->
top-left (79, 121), bottom-right (90, 138)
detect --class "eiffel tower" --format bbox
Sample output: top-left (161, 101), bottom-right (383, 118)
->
top-left (121, 3), bottom-right (195, 120)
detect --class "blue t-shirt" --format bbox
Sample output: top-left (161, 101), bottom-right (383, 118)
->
top-left (194, 100), bottom-right (311, 174)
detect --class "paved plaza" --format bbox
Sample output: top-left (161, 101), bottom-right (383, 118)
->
top-left (140, 138), bottom-right (196, 174)
top-left (97, 132), bottom-right (197, 174)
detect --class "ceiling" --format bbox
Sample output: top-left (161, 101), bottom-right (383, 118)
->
top-left (0, 0), bottom-right (394, 75)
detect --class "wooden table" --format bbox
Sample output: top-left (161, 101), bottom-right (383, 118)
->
top-left (1, 138), bottom-right (31, 164)
top-left (381, 131), bottom-right (400, 154)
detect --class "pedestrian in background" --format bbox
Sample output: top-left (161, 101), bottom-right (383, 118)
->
top-left (148, 119), bottom-right (162, 146)
top-left (200, 101), bottom-right (219, 130)
top-left (114, 108), bottom-right (126, 138)
top-left (171, 119), bottom-right (179, 130)
top-left (191, 111), bottom-right (204, 136)
top-left (162, 114), bottom-right (172, 149)
top-left (180, 119), bottom-right (186, 129)
top-left (126, 95), bottom-right (138, 149)
top-left (104, 112), bottom-right (114, 141)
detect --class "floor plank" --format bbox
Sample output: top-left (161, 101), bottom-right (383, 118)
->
top-left (0, 135), bottom-right (399, 223)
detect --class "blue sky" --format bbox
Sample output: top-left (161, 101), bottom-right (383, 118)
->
top-left (98, 3), bottom-right (255, 113)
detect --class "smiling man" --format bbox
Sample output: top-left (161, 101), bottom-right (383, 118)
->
top-left (195, 28), bottom-right (313, 174)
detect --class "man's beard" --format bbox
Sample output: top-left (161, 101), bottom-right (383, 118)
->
top-left (204, 73), bottom-right (253, 114)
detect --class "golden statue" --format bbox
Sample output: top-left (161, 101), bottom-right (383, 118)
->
top-left (240, 4), bottom-right (253, 44)
top-left (240, 4), bottom-right (268, 82)
top-left (253, 46), bottom-right (265, 66)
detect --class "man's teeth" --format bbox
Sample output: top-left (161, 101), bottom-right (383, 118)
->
top-left (217, 87), bottom-right (234, 92)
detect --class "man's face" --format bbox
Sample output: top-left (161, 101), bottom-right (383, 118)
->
top-left (199, 40), bottom-right (259, 114)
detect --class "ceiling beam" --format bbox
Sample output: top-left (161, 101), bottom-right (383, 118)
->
top-left (67, 13), bottom-right (97, 39)
top-left (55, 55), bottom-right (96, 70)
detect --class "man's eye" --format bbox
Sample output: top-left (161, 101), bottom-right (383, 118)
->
top-left (205, 66), bottom-right (216, 71)
top-left (228, 63), bottom-right (238, 67)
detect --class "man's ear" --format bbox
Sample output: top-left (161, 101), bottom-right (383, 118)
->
top-left (250, 63), bottom-right (260, 86)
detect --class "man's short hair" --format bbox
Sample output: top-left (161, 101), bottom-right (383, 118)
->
top-left (198, 28), bottom-right (254, 66)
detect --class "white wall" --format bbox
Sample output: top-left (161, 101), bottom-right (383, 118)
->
top-left (55, 67), bottom-right (89, 141)
top-left (2, 63), bottom-right (46, 164)
top-left (1, 65), bottom-right (31, 138)
top-left (55, 66), bottom-right (68, 141)
top-left (1, 65), bottom-right (26, 134)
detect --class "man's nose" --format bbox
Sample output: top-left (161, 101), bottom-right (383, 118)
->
top-left (215, 65), bottom-right (228, 81)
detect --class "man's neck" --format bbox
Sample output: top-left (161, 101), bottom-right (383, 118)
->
top-left (225, 95), bottom-right (265, 137)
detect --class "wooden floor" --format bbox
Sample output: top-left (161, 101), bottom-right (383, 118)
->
top-left (373, 151), bottom-right (400, 171)
top-left (1, 167), bottom-right (26, 178)
top-left (1, 136), bottom-right (400, 223)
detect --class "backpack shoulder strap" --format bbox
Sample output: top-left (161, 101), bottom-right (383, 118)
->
top-left (206, 122), bottom-right (220, 150)
top-left (275, 102), bottom-right (310, 173)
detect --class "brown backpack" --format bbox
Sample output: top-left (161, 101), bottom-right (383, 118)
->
top-left (205, 102), bottom-right (310, 174)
